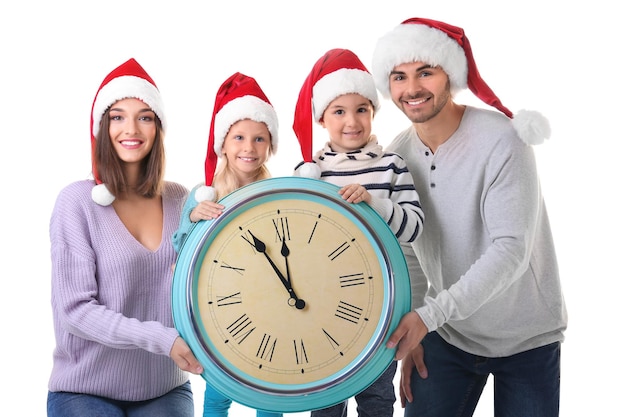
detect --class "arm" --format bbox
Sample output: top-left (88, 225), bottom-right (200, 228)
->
top-left (172, 183), bottom-right (224, 253)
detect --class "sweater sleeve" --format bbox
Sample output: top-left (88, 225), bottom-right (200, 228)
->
top-left (368, 154), bottom-right (425, 244)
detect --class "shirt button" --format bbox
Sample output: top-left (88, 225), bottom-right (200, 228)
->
top-left (430, 165), bottom-right (436, 171)
top-left (430, 183), bottom-right (436, 188)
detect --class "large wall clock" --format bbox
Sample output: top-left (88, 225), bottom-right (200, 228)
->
top-left (172, 176), bottom-right (411, 412)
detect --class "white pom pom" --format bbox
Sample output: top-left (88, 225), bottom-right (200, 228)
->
top-left (91, 183), bottom-right (115, 206)
top-left (296, 162), bottom-right (321, 179)
top-left (194, 185), bottom-right (217, 203)
top-left (512, 109), bottom-right (551, 145)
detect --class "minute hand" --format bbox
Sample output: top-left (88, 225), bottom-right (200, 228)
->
top-left (248, 231), bottom-right (305, 309)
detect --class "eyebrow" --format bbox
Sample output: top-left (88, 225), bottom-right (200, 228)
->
top-left (390, 64), bottom-right (434, 76)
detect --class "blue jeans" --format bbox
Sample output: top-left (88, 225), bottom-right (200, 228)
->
top-left (47, 381), bottom-right (193, 417)
top-left (203, 382), bottom-right (282, 417)
top-left (405, 332), bottom-right (561, 417)
top-left (311, 360), bottom-right (397, 417)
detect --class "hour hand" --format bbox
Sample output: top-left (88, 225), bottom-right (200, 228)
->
top-left (249, 231), bottom-right (305, 309)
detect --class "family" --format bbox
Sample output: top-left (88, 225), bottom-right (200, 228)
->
top-left (46, 17), bottom-right (567, 417)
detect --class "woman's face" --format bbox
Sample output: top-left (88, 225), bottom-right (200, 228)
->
top-left (222, 119), bottom-right (272, 185)
top-left (107, 98), bottom-right (157, 164)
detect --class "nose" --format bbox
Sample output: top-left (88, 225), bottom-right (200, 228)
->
top-left (406, 75), bottom-right (424, 96)
top-left (124, 118), bottom-right (140, 134)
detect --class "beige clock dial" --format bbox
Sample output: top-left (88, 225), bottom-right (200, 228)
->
top-left (196, 198), bottom-right (386, 386)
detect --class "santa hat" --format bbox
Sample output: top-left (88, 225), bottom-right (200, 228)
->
top-left (90, 58), bottom-right (166, 205)
top-left (293, 48), bottom-right (380, 179)
top-left (371, 17), bottom-right (550, 145)
top-left (195, 72), bottom-right (279, 203)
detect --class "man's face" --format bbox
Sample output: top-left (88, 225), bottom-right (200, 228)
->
top-left (388, 61), bottom-right (452, 124)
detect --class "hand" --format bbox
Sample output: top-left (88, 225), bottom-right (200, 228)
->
top-left (385, 311), bottom-right (427, 360)
top-left (249, 231), bottom-right (305, 309)
top-left (190, 201), bottom-right (224, 222)
top-left (399, 344), bottom-right (428, 407)
top-left (281, 239), bottom-right (305, 309)
top-left (338, 184), bottom-right (371, 204)
top-left (281, 239), bottom-right (292, 284)
top-left (170, 336), bottom-right (203, 375)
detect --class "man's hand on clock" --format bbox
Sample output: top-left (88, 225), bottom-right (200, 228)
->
top-left (249, 230), bottom-right (306, 309)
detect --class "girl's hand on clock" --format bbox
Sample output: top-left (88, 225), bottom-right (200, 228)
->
top-left (190, 201), bottom-right (225, 222)
top-left (170, 336), bottom-right (204, 375)
top-left (339, 184), bottom-right (371, 204)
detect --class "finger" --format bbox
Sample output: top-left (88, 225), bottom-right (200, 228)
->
top-left (401, 358), bottom-right (415, 403)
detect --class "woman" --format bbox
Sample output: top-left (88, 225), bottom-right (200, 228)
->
top-left (47, 58), bottom-right (202, 417)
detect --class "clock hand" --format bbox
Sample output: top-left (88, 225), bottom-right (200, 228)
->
top-left (281, 239), bottom-right (291, 285)
top-left (280, 240), bottom-right (305, 309)
top-left (249, 231), bottom-right (306, 309)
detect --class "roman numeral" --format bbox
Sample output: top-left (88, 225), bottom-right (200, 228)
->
top-left (339, 273), bottom-right (365, 287)
top-left (293, 338), bottom-right (308, 364)
top-left (307, 214), bottom-right (321, 244)
top-left (335, 301), bottom-right (363, 324)
top-left (216, 292), bottom-right (242, 307)
top-left (257, 334), bottom-right (277, 362)
top-left (329, 241), bottom-right (352, 261)
top-left (216, 260), bottom-right (244, 275)
top-left (273, 215), bottom-right (290, 242)
top-left (322, 328), bottom-right (340, 350)
top-left (226, 314), bottom-right (255, 344)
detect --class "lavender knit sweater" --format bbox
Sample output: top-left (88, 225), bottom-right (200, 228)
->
top-left (48, 179), bottom-right (189, 401)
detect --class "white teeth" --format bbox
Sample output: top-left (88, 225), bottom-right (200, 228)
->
top-left (407, 98), bottom-right (428, 105)
top-left (121, 140), bottom-right (141, 146)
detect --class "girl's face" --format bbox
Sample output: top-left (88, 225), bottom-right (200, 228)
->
top-left (107, 98), bottom-right (157, 164)
top-left (222, 119), bottom-right (272, 185)
top-left (320, 93), bottom-right (373, 153)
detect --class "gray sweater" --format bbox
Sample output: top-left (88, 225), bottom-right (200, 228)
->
top-left (386, 106), bottom-right (567, 357)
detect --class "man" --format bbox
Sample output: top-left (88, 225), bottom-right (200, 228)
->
top-left (376, 18), bottom-right (567, 417)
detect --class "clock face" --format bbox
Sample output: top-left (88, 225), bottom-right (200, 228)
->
top-left (172, 177), bottom-right (410, 412)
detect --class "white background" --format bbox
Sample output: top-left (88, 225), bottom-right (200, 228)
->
top-left (1, 1), bottom-right (623, 415)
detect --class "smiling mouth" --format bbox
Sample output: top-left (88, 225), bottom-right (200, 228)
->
top-left (405, 97), bottom-right (429, 106)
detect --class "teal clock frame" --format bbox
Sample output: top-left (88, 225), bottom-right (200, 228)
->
top-left (172, 176), bottom-right (411, 412)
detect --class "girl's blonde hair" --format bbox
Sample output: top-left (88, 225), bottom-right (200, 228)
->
top-left (212, 158), bottom-right (271, 200)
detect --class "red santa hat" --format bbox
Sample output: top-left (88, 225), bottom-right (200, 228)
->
top-left (371, 17), bottom-right (550, 145)
top-left (293, 48), bottom-right (380, 178)
top-left (90, 58), bottom-right (166, 205)
top-left (195, 72), bottom-right (279, 203)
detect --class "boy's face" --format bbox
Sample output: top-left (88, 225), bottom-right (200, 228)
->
top-left (320, 93), bottom-right (374, 153)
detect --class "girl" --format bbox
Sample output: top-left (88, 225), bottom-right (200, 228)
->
top-left (172, 72), bottom-right (282, 417)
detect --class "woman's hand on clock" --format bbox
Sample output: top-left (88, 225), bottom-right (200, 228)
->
top-left (170, 336), bottom-right (204, 375)
top-left (249, 231), bottom-right (306, 309)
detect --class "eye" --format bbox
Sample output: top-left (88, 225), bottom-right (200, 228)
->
top-left (234, 135), bottom-right (244, 141)
top-left (255, 136), bottom-right (267, 143)
top-left (333, 109), bottom-right (345, 116)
